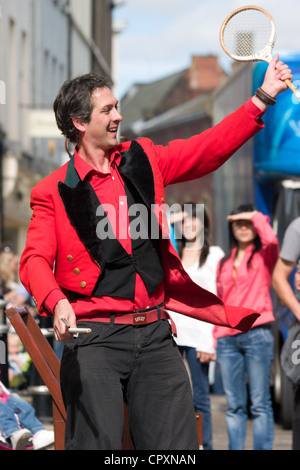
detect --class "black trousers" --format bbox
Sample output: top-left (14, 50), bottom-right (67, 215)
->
top-left (60, 319), bottom-right (199, 450)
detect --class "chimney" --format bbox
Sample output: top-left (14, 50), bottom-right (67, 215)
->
top-left (188, 55), bottom-right (226, 92)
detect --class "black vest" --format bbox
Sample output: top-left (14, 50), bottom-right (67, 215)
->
top-left (58, 141), bottom-right (165, 300)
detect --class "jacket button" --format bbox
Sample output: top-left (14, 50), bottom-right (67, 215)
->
top-left (74, 268), bottom-right (80, 274)
top-left (67, 255), bottom-right (73, 261)
top-left (80, 281), bottom-right (87, 288)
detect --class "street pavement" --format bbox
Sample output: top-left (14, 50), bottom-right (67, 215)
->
top-left (210, 393), bottom-right (292, 450)
top-left (42, 393), bottom-right (292, 451)
top-left (39, 392), bottom-right (293, 451)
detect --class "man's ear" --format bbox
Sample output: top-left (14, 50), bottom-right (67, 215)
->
top-left (72, 117), bottom-right (86, 133)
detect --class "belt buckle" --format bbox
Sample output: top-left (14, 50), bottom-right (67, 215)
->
top-left (133, 312), bottom-right (147, 325)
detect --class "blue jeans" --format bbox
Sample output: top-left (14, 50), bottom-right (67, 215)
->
top-left (217, 326), bottom-right (274, 450)
top-left (178, 346), bottom-right (213, 450)
top-left (0, 395), bottom-right (44, 439)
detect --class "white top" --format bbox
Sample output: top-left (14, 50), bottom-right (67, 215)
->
top-left (168, 246), bottom-right (224, 353)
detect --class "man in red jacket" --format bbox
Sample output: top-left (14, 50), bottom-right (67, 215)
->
top-left (20, 55), bottom-right (292, 450)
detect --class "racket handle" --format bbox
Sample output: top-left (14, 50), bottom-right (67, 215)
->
top-left (285, 79), bottom-right (300, 102)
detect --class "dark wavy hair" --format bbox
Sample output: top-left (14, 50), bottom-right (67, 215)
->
top-left (53, 72), bottom-right (112, 144)
top-left (218, 203), bottom-right (262, 274)
top-left (178, 202), bottom-right (211, 267)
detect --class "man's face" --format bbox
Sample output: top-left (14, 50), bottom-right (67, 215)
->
top-left (79, 87), bottom-right (123, 150)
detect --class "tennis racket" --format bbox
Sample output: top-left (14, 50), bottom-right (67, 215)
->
top-left (220, 5), bottom-right (300, 102)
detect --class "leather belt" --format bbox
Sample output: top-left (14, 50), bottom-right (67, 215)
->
top-left (108, 303), bottom-right (168, 325)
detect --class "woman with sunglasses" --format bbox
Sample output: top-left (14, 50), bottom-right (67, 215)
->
top-left (214, 204), bottom-right (279, 450)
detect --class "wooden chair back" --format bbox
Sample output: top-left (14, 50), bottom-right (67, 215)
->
top-left (6, 306), bottom-right (66, 450)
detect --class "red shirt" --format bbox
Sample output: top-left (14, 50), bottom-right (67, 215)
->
top-left (37, 98), bottom-right (264, 319)
top-left (44, 149), bottom-right (164, 319)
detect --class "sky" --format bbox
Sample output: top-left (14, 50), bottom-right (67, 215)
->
top-left (113, 0), bottom-right (300, 98)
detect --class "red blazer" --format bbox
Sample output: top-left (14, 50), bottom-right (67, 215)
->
top-left (20, 99), bottom-right (264, 331)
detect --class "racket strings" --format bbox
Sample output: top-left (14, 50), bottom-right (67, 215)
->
top-left (222, 9), bottom-right (273, 58)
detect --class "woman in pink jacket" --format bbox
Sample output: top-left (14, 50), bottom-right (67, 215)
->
top-left (214, 204), bottom-right (279, 450)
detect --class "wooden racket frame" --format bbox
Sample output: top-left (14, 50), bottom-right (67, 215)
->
top-left (220, 5), bottom-right (276, 63)
top-left (220, 5), bottom-right (300, 101)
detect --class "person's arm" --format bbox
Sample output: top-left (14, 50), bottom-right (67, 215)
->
top-left (19, 184), bottom-right (65, 313)
top-left (251, 212), bottom-right (278, 249)
top-left (272, 258), bottom-right (300, 322)
top-left (155, 55), bottom-right (292, 187)
top-left (19, 183), bottom-right (78, 342)
top-left (295, 269), bottom-right (300, 291)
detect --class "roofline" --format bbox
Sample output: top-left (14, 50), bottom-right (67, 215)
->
top-left (121, 105), bottom-right (209, 135)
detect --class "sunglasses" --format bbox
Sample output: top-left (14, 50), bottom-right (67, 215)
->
top-left (232, 220), bottom-right (253, 229)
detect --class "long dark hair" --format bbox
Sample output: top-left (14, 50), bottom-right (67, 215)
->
top-left (178, 202), bottom-right (211, 267)
top-left (219, 203), bottom-right (262, 273)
